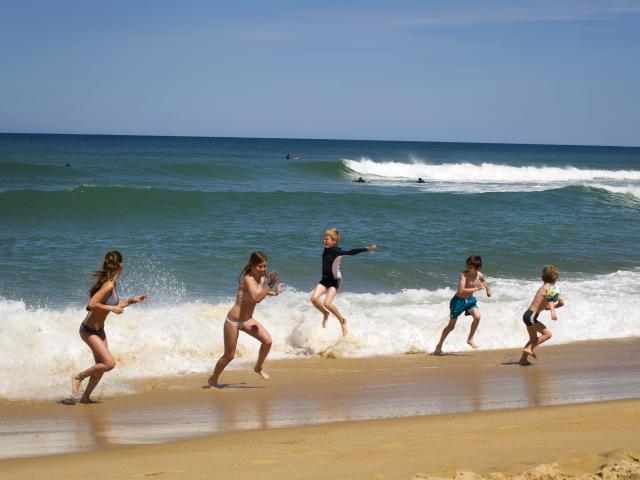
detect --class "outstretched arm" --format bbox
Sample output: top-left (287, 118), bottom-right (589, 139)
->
top-left (338, 243), bottom-right (378, 256)
top-left (118, 294), bottom-right (148, 308)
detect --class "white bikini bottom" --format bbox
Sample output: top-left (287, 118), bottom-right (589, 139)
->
top-left (225, 317), bottom-right (251, 329)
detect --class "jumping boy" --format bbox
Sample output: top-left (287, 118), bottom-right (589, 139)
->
top-left (310, 228), bottom-right (377, 336)
top-left (434, 255), bottom-right (492, 355)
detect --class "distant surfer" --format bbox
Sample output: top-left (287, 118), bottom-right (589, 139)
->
top-left (286, 153), bottom-right (302, 160)
top-left (353, 177), bottom-right (367, 183)
top-left (417, 177), bottom-right (426, 183)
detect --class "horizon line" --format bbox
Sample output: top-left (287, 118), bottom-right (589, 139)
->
top-left (0, 131), bottom-right (638, 149)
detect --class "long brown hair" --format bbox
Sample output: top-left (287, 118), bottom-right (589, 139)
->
top-left (89, 250), bottom-right (123, 296)
top-left (238, 251), bottom-right (267, 284)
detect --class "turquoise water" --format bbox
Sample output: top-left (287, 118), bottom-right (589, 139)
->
top-left (1, 133), bottom-right (639, 305)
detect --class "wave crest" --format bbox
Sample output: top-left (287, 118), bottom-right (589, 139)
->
top-left (343, 158), bottom-right (640, 183)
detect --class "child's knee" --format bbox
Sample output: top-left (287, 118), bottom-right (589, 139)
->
top-left (262, 335), bottom-right (273, 347)
top-left (103, 359), bottom-right (116, 371)
top-left (323, 300), bottom-right (333, 310)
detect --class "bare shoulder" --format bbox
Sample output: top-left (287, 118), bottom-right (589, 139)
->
top-left (242, 275), bottom-right (257, 287)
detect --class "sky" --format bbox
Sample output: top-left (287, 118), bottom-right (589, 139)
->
top-left (1, 0), bottom-right (639, 146)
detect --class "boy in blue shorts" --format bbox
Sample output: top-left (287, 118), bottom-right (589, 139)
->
top-left (434, 256), bottom-right (492, 355)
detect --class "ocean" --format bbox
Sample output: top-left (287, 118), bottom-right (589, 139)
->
top-left (1, 133), bottom-right (639, 400)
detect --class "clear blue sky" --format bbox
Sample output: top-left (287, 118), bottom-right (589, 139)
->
top-left (1, 0), bottom-right (639, 146)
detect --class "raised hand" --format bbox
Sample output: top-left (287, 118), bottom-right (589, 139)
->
top-left (268, 270), bottom-right (278, 286)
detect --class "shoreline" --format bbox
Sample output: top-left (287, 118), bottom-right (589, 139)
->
top-left (0, 337), bottom-right (638, 462)
top-left (1, 399), bottom-right (639, 479)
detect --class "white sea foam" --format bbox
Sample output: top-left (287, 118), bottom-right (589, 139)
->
top-left (591, 183), bottom-right (640, 200)
top-left (1, 269), bottom-right (639, 400)
top-left (342, 158), bottom-right (640, 195)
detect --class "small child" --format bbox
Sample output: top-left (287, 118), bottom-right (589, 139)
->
top-left (434, 255), bottom-right (492, 355)
top-left (519, 265), bottom-right (565, 365)
top-left (310, 228), bottom-right (377, 336)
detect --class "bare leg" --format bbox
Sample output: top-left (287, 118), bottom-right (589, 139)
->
top-left (208, 321), bottom-right (239, 387)
top-left (242, 320), bottom-right (273, 381)
top-left (434, 318), bottom-right (457, 354)
top-left (467, 309), bottom-right (480, 349)
top-left (310, 284), bottom-right (330, 327)
top-left (520, 329), bottom-right (538, 364)
top-left (531, 326), bottom-right (552, 354)
top-left (522, 324), bottom-right (552, 362)
top-left (71, 374), bottom-right (82, 398)
top-left (76, 334), bottom-right (116, 402)
top-left (323, 287), bottom-right (347, 336)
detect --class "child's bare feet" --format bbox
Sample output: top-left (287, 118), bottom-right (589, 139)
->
top-left (467, 339), bottom-right (478, 349)
top-left (433, 346), bottom-right (443, 355)
top-left (339, 317), bottom-right (348, 336)
top-left (71, 374), bottom-right (82, 398)
top-left (79, 396), bottom-right (98, 404)
top-left (519, 359), bottom-right (533, 366)
top-left (207, 376), bottom-right (218, 388)
top-left (523, 346), bottom-right (537, 359)
top-left (254, 366), bottom-right (271, 381)
top-left (322, 311), bottom-right (330, 328)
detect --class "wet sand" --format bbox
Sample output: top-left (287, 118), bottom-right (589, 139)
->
top-left (1, 400), bottom-right (639, 479)
top-left (0, 338), bottom-right (639, 461)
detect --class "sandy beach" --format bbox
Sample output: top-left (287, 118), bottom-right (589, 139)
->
top-left (1, 339), bottom-right (639, 479)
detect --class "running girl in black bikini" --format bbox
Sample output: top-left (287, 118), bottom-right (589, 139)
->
top-left (208, 251), bottom-right (285, 388)
top-left (310, 228), bottom-right (377, 336)
top-left (71, 251), bottom-right (147, 403)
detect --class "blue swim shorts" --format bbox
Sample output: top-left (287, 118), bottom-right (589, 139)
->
top-left (449, 295), bottom-right (478, 319)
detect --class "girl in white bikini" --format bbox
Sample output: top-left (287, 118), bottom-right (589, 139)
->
top-left (208, 251), bottom-right (285, 388)
top-left (72, 251), bottom-right (147, 402)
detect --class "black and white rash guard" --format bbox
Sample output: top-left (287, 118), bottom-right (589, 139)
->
top-left (321, 246), bottom-right (368, 281)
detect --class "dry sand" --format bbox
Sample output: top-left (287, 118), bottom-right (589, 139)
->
top-left (1, 339), bottom-right (639, 479)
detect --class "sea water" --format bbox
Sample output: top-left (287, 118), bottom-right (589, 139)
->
top-left (1, 133), bottom-right (639, 399)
